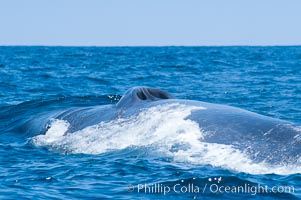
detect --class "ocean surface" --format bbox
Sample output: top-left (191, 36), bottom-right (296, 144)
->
top-left (0, 46), bottom-right (301, 199)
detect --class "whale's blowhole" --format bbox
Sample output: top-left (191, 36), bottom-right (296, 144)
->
top-left (137, 90), bottom-right (147, 100)
top-left (147, 88), bottom-right (172, 100)
top-left (117, 86), bottom-right (173, 108)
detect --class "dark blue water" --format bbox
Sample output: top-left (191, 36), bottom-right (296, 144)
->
top-left (0, 46), bottom-right (301, 199)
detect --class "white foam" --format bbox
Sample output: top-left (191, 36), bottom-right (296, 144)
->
top-left (33, 119), bottom-right (70, 143)
top-left (32, 103), bottom-right (301, 175)
top-left (32, 104), bottom-right (204, 153)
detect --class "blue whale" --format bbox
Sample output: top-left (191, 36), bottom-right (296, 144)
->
top-left (35, 86), bottom-right (301, 163)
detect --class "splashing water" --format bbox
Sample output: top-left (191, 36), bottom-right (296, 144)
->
top-left (32, 103), bottom-right (301, 175)
top-left (32, 104), bottom-right (204, 153)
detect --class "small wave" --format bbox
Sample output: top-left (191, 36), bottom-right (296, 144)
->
top-left (32, 103), bottom-right (301, 175)
top-left (5, 101), bottom-right (26, 105)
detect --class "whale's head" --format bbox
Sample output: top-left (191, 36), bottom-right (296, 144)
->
top-left (116, 86), bottom-right (173, 108)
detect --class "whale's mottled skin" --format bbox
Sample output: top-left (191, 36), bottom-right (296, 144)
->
top-left (39, 86), bottom-right (301, 163)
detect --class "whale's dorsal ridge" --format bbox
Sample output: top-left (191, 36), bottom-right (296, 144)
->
top-left (116, 86), bottom-right (173, 108)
